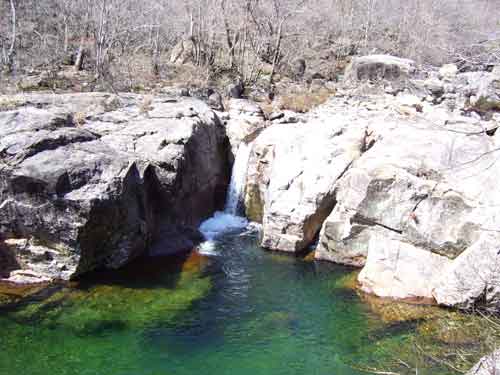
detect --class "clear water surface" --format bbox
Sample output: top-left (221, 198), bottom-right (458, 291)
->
top-left (0, 231), bottom-right (453, 375)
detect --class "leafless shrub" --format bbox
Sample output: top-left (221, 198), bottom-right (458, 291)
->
top-left (139, 95), bottom-right (153, 117)
top-left (0, 0), bottom-right (499, 88)
top-left (278, 87), bottom-right (335, 113)
top-left (73, 111), bottom-right (87, 126)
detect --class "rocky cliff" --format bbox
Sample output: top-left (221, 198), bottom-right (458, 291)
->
top-left (0, 93), bottom-right (230, 283)
top-left (244, 57), bottom-right (500, 311)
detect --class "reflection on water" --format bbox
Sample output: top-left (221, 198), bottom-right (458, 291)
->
top-left (0, 232), bottom-right (462, 375)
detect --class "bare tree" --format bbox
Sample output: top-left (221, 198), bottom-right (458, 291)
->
top-left (1, 0), bottom-right (17, 73)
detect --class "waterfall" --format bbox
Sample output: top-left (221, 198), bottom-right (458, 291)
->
top-left (198, 141), bottom-right (252, 245)
top-left (224, 142), bottom-right (252, 215)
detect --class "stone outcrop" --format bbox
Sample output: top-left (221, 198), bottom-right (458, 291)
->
top-left (467, 350), bottom-right (500, 375)
top-left (0, 92), bottom-right (229, 283)
top-left (223, 99), bottom-right (267, 161)
top-left (358, 231), bottom-right (452, 301)
top-left (314, 94), bottom-right (500, 305)
top-left (244, 109), bottom-right (367, 253)
top-left (244, 63), bottom-right (500, 308)
top-left (344, 55), bottom-right (416, 82)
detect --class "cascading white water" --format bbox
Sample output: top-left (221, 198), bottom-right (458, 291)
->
top-left (198, 141), bottom-right (253, 248)
top-left (224, 141), bottom-right (252, 215)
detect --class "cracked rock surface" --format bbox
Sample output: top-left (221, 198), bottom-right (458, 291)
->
top-left (0, 92), bottom-right (229, 282)
top-left (246, 78), bottom-right (500, 309)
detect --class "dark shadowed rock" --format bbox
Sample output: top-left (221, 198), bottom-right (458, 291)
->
top-left (344, 55), bottom-right (416, 83)
top-left (291, 59), bottom-right (306, 79)
top-left (0, 92), bottom-right (230, 282)
top-left (227, 81), bottom-right (245, 99)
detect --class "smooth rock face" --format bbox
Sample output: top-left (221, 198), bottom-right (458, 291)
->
top-left (358, 231), bottom-right (451, 300)
top-left (467, 350), bottom-right (500, 375)
top-left (245, 115), bottom-right (366, 253)
top-left (309, 87), bottom-right (500, 307)
top-left (344, 55), bottom-right (416, 82)
top-left (433, 232), bottom-right (500, 309)
top-left (0, 93), bottom-right (229, 282)
top-left (316, 119), bottom-right (497, 265)
top-left (224, 99), bottom-right (267, 161)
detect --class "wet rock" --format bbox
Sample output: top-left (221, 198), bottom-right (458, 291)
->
top-left (0, 92), bottom-right (229, 282)
top-left (360, 293), bottom-right (443, 323)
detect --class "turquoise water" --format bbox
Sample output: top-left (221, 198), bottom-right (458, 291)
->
top-left (0, 232), bottom-right (452, 375)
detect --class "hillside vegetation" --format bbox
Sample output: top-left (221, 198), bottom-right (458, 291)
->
top-left (1, 0), bottom-right (499, 92)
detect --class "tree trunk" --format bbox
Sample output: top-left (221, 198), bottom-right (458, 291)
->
top-left (269, 19), bottom-right (284, 85)
top-left (4, 0), bottom-right (17, 73)
top-left (74, 45), bottom-right (86, 71)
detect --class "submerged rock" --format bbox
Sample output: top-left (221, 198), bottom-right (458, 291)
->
top-left (0, 92), bottom-right (229, 282)
top-left (3, 251), bottom-right (212, 333)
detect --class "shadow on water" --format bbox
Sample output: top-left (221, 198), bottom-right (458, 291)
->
top-left (0, 248), bottom-right (214, 340)
top-left (0, 231), bottom-right (483, 375)
top-left (76, 249), bottom-right (209, 291)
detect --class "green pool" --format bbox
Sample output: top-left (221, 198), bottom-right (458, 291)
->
top-left (0, 232), bottom-right (459, 375)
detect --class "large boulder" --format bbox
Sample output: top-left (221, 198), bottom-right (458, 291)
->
top-left (314, 95), bottom-right (500, 307)
top-left (244, 111), bottom-right (367, 252)
top-left (443, 71), bottom-right (500, 112)
top-left (344, 55), bottom-right (416, 82)
top-left (224, 99), bottom-right (267, 161)
top-left (467, 350), bottom-right (500, 375)
top-left (433, 232), bottom-right (500, 309)
top-left (0, 92), bottom-right (229, 282)
top-left (358, 230), bottom-right (451, 301)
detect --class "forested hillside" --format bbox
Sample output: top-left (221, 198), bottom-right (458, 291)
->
top-left (1, 0), bottom-right (499, 88)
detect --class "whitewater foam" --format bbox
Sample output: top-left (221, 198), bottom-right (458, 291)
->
top-left (197, 142), bottom-right (253, 254)
top-left (199, 212), bottom-right (248, 241)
